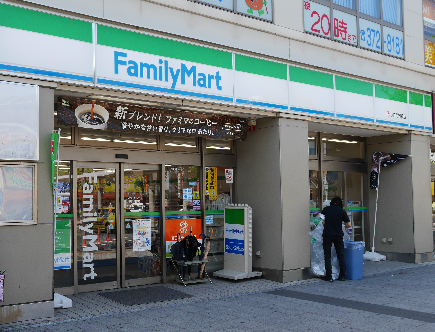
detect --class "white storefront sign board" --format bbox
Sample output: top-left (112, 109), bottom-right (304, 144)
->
top-left (96, 45), bottom-right (234, 103)
top-left (234, 71), bottom-right (288, 110)
top-left (335, 90), bottom-right (375, 122)
top-left (408, 104), bottom-right (426, 130)
top-left (289, 82), bottom-right (335, 117)
top-left (374, 98), bottom-right (409, 127)
top-left (0, 81), bottom-right (39, 160)
top-left (0, 26), bottom-right (94, 83)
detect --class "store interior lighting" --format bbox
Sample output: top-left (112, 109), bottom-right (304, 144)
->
top-left (206, 146), bottom-right (231, 150)
top-left (165, 143), bottom-right (196, 147)
top-left (81, 137), bottom-right (111, 142)
top-left (113, 139), bottom-right (156, 145)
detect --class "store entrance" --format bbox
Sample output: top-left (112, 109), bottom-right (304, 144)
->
top-left (75, 162), bottom-right (162, 292)
top-left (310, 170), bottom-right (367, 242)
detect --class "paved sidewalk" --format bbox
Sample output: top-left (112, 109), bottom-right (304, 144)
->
top-left (1, 259), bottom-right (434, 331)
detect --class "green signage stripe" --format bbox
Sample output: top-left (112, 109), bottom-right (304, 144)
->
top-left (206, 210), bottom-right (224, 214)
top-left (425, 95), bottom-right (432, 108)
top-left (289, 66), bottom-right (333, 89)
top-left (335, 76), bottom-right (373, 97)
top-left (235, 54), bottom-right (287, 80)
top-left (56, 214), bottom-right (73, 218)
top-left (375, 85), bottom-right (407, 103)
top-left (97, 25), bottom-right (232, 69)
top-left (124, 212), bottom-right (160, 216)
top-left (166, 211), bottom-right (201, 215)
top-left (409, 92), bottom-right (423, 106)
top-left (0, 3), bottom-right (92, 43)
top-left (347, 207), bottom-right (368, 210)
top-left (225, 209), bottom-right (244, 225)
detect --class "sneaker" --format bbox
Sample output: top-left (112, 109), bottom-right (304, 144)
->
top-left (322, 276), bottom-right (333, 282)
top-left (338, 276), bottom-right (346, 281)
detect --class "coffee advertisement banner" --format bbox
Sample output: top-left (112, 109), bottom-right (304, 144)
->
top-left (57, 97), bottom-right (248, 141)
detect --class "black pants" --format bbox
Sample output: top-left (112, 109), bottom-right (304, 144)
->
top-left (323, 235), bottom-right (346, 279)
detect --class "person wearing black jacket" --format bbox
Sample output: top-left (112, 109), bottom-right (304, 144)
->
top-left (321, 196), bottom-right (351, 282)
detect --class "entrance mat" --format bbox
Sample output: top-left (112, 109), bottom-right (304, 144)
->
top-left (99, 286), bottom-right (193, 306)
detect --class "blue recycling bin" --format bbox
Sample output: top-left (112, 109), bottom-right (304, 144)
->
top-left (343, 241), bottom-right (364, 280)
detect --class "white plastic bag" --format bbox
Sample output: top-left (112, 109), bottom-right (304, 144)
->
top-left (310, 222), bottom-right (350, 280)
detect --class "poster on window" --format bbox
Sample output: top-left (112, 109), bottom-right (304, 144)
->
top-left (0, 166), bottom-right (34, 224)
top-left (165, 218), bottom-right (202, 257)
top-left (424, 0), bottom-right (435, 39)
top-left (133, 219), bottom-right (151, 251)
top-left (0, 82), bottom-right (39, 160)
top-left (54, 218), bottom-right (72, 270)
top-left (304, 1), bottom-right (331, 38)
top-left (425, 40), bottom-right (435, 67)
top-left (0, 274), bottom-right (4, 302)
top-left (333, 10), bottom-right (357, 45)
top-left (236, 0), bottom-right (273, 21)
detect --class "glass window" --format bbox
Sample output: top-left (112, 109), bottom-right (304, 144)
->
top-left (164, 166), bottom-right (202, 260)
top-left (359, 0), bottom-right (380, 19)
top-left (333, 0), bottom-right (356, 10)
top-left (164, 136), bottom-right (197, 152)
top-left (382, 0), bottom-right (402, 26)
top-left (79, 129), bottom-right (157, 150)
top-left (124, 168), bottom-right (161, 281)
top-left (205, 139), bottom-right (233, 154)
top-left (308, 136), bottom-right (316, 156)
top-left (322, 134), bottom-right (364, 159)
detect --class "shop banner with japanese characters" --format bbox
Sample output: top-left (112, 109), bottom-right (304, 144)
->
top-left (57, 97), bottom-right (248, 140)
top-left (133, 219), bottom-right (151, 251)
top-left (208, 167), bottom-right (218, 201)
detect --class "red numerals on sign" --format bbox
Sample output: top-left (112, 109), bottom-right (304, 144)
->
top-left (311, 11), bottom-right (330, 36)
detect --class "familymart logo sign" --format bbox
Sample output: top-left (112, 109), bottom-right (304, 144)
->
top-left (78, 172), bottom-right (98, 280)
top-left (96, 46), bottom-right (234, 101)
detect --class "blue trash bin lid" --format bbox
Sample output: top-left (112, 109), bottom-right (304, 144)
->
top-left (348, 241), bottom-right (365, 249)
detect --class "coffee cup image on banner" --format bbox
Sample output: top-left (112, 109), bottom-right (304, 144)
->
top-left (75, 104), bottom-right (109, 130)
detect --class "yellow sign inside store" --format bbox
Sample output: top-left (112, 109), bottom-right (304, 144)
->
top-left (209, 167), bottom-right (218, 201)
top-left (205, 167), bottom-right (210, 195)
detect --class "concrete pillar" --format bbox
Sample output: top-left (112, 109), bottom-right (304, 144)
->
top-left (367, 134), bottom-right (433, 263)
top-left (236, 117), bottom-right (310, 282)
top-left (0, 87), bottom-right (54, 324)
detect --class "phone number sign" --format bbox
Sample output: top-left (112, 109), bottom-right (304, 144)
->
top-left (332, 10), bottom-right (357, 45)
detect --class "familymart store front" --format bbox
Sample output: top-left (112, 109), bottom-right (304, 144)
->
top-left (53, 96), bottom-right (245, 294)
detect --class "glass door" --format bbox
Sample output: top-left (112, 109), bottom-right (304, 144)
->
top-left (76, 163), bottom-right (120, 291)
top-left (122, 164), bottom-right (162, 287)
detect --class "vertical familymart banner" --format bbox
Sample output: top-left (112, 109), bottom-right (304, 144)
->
top-left (224, 208), bottom-right (245, 255)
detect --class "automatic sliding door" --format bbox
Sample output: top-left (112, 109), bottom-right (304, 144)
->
top-left (122, 165), bottom-right (162, 286)
top-left (76, 164), bottom-right (119, 289)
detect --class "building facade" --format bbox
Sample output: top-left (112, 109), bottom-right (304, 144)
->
top-left (0, 0), bottom-right (434, 323)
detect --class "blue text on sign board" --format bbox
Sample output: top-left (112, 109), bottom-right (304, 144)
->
top-left (114, 52), bottom-right (223, 90)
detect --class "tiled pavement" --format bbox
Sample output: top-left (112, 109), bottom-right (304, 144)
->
top-left (1, 259), bottom-right (435, 331)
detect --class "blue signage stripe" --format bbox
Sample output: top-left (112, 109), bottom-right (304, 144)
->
top-left (410, 124), bottom-right (425, 130)
top-left (54, 266), bottom-right (71, 270)
top-left (336, 113), bottom-right (374, 122)
top-left (0, 63), bottom-right (93, 82)
top-left (235, 98), bottom-right (288, 110)
top-left (225, 238), bottom-right (244, 255)
top-left (291, 107), bottom-right (334, 117)
top-left (375, 119), bottom-right (409, 127)
top-left (426, 127), bottom-right (433, 131)
top-left (97, 78), bottom-right (233, 102)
